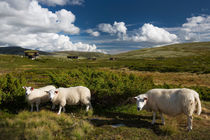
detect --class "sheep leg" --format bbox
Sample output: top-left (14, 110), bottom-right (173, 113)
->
top-left (31, 104), bottom-right (34, 112)
top-left (152, 112), bottom-right (156, 125)
top-left (86, 104), bottom-right (90, 111)
top-left (160, 112), bottom-right (165, 125)
top-left (187, 116), bottom-right (193, 131)
top-left (89, 103), bottom-right (93, 109)
top-left (36, 103), bottom-right (39, 112)
top-left (58, 105), bottom-right (62, 115)
top-left (63, 106), bottom-right (66, 113)
top-left (86, 103), bottom-right (93, 111)
top-left (51, 104), bottom-right (55, 110)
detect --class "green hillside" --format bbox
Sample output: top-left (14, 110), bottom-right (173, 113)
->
top-left (0, 42), bottom-right (209, 73)
top-left (115, 42), bottom-right (210, 58)
top-left (53, 51), bottom-right (109, 59)
top-left (108, 42), bottom-right (210, 73)
top-left (0, 46), bottom-right (51, 55)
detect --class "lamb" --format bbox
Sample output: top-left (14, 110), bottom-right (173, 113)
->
top-left (134, 88), bottom-right (201, 130)
top-left (23, 85), bottom-right (56, 112)
top-left (46, 86), bottom-right (92, 115)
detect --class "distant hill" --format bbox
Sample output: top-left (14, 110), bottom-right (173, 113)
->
top-left (0, 46), bottom-right (50, 55)
top-left (54, 51), bottom-right (110, 58)
top-left (0, 46), bottom-right (108, 58)
top-left (114, 42), bottom-right (210, 59)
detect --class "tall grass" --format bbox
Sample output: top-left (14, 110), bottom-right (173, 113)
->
top-left (0, 110), bottom-right (93, 140)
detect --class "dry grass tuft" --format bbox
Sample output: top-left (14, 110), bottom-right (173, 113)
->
top-left (0, 110), bottom-right (94, 140)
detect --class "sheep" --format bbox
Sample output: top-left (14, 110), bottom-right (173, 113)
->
top-left (134, 88), bottom-right (201, 130)
top-left (23, 85), bottom-right (56, 112)
top-left (46, 86), bottom-right (92, 115)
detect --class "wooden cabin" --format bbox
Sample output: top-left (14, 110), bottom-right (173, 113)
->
top-left (67, 56), bottom-right (79, 59)
top-left (24, 50), bottom-right (39, 60)
top-left (88, 57), bottom-right (97, 60)
top-left (109, 57), bottom-right (117, 60)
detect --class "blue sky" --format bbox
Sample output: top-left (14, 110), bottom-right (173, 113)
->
top-left (63, 0), bottom-right (209, 28)
top-left (0, 0), bottom-right (210, 53)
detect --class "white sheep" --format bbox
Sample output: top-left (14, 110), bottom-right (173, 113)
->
top-left (134, 88), bottom-right (201, 130)
top-left (46, 86), bottom-right (92, 115)
top-left (23, 85), bottom-right (56, 112)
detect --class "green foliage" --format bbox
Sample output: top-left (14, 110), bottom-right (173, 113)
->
top-left (0, 110), bottom-right (94, 140)
top-left (126, 55), bottom-right (210, 73)
top-left (0, 73), bottom-right (26, 110)
top-left (156, 83), bottom-right (210, 101)
top-left (0, 69), bottom-right (209, 111)
top-left (191, 86), bottom-right (210, 101)
top-left (48, 69), bottom-right (155, 107)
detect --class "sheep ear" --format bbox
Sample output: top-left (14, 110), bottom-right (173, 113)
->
top-left (144, 97), bottom-right (148, 101)
top-left (55, 91), bottom-right (58, 94)
top-left (31, 87), bottom-right (34, 91)
top-left (22, 86), bottom-right (25, 89)
top-left (134, 97), bottom-right (138, 100)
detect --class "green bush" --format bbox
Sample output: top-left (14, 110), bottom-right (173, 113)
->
top-left (0, 69), bottom-right (209, 111)
top-left (0, 73), bottom-right (27, 110)
top-left (48, 69), bottom-right (155, 107)
top-left (156, 83), bottom-right (210, 101)
top-left (191, 86), bottom-right (210, 101)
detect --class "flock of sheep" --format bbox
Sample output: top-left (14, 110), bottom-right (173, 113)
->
top-left (23, 85), bottom-right (201, 131)
top-left (22, 85), bottom-right (92, 114)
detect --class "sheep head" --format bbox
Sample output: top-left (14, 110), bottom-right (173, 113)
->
top-left (46, 89), bottom-right (58, 101)
top-left (23, 86), bottom-right (34, 96)
top-left (134, 94), bottom-right (148, 111)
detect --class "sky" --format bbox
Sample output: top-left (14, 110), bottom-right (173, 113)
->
top-left (0, 0), bottom-right (210, 54)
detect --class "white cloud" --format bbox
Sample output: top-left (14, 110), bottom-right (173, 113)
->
top-left (97, 22), bottom-right (177, 44)
top-left (0, 32), bottom-right (101, 52)
top-left (0, 1), bottom-right (79, 34)
top-left (1, 0), bottom-right (30, 10)
top-left (67, 0), bottom-right (84, 5)
top-left (179, 15), bottom-right (210, 41)
top-left (0, 0), bottom-right (101, 52)
top-left (37, 0), bottom-right (84, 6)
top-left (98, 21), bottom-right (127, 38)
top-left (130, 23), bottom-right (177, 43)
top-left (86, 29), bottom-right (100, 37)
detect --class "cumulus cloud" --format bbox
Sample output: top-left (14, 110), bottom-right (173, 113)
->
top-left (37, 0), bottom-right (84, 6)
top-left (130, 23), bottom-right (178, 43)
top-left (179, 15), bottom-right (210, 41)
top-left (98, 21), bottom-right (127, 38)
top-left (0, 33), bottom-right (100, 52)
top-left (0, 1), bottom-right (79, 34)
top-left (1, 0), bottom-right (30, 10)
top-left (86, 29), bottom-right (100, 37)
top-left (0, 0), bottom-right (101, 52)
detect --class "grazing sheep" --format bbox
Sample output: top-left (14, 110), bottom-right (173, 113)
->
top-left (134, 88), bottom-right (201, 130)
top-left (23, 85), bottom-right (56, 112)
top-left (46, 86), bottom-right (92, 115)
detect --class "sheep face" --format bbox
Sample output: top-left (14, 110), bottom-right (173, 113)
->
top-left (23, 86), bottom-right (34, 96)
top-left (134, 95), bottom-right (148, 111)
top-left (47, 89), bottom-right (57, 101)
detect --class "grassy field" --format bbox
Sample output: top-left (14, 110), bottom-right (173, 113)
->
top-left (0, 42), bottom-right (210, 139)
top-left (1, 42), bottom-right (210, 74)
top-left (0, 102), bottom-right (209, 140)
top-left (114, 42), bottom-right (210, 58)
top-left (102, 68), bottom-right (210, 88)
top-left (0, 110), bottom-right (94, 140)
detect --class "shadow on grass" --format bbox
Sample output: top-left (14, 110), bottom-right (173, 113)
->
top-left (89, 111), bottom-right (170, 136)
top-left (39, 104), bottom-right (173, 136)
top-left (4, 103), bottom-right (179, 136)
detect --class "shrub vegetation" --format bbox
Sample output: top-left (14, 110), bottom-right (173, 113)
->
top-left (0, 69), bottom-right (209, 112)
